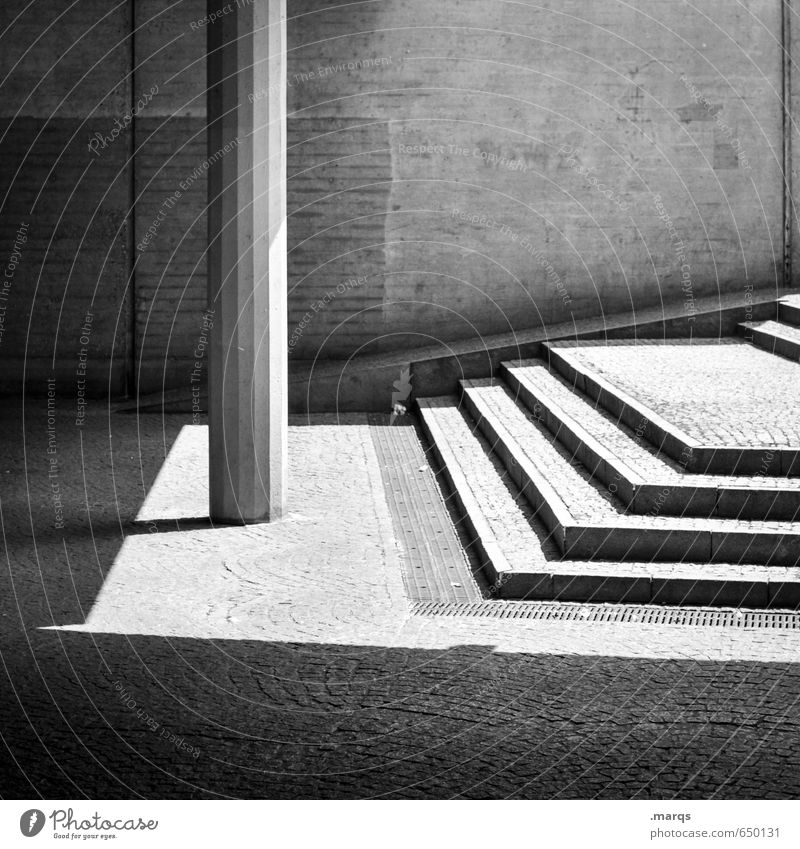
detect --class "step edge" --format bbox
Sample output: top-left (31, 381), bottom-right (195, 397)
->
top-left (455, 388), bottom-right (800, 535)
top-left (459, 383), bottom-right (576, 537)
top-left (502, 362), bottom-right (800, 498)
top-left (502, 362), bottom-right (647, 490)
top-left (416, 397), bottom-right (522, 585)
top-left (542, 342), bottom-right (701, 451)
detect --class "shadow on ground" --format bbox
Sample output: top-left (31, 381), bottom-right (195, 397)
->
top-left (2, 629), bottom-right (799, 799)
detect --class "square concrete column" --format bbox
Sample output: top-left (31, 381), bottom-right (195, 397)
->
top-left (207, 0), bottom-right (287, 523)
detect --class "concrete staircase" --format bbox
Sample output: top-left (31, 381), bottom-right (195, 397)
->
top-left (418, 308), bottom-right (800, 608)
top-left (740, 293), bottom-right (800, 365)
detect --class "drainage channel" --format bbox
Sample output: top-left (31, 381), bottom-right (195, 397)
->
top-left (411, 601), bottom-right (800, 629)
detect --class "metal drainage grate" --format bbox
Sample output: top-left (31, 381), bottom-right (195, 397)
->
top-left (410, 601), bottom-right (800, 629)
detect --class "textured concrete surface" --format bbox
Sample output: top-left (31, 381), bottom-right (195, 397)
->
top-left (125, 287), bottom-right (786, 415)
top-left (0, 1), bottom-right (133, 395)
top-left (205, 0), bottom-right (289, 523)
top-left (504, 360), bottom-right (800, 520)
top-left (742, 319), bottom-right (800, 363)
top-left (418, 392), bottom-right (800, 606)
top-left (460, 379), bottom-right (800, 543)
top-left (3, 401), bottom-right (800, 798)
top-left (779, 293), bottom-right (800, 325)
top-left (550, 340), bottom-right (800, 450)
top-left (0, 0), bottom-right (794, 395)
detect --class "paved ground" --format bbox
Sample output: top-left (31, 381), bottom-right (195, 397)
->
top-left (553, 339), bottom-right (800, 448)
top-left (2, 401), bottom-right (800, 798)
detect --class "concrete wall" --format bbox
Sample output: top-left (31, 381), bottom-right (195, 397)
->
top-left (0, 0), bottom-right (791, 395)
top-left (0, 0), bottom-right (132, 396)
top-left (133, 0), bottom-right (208, 395)
top-left (287, 0), bottom-right (784, 357)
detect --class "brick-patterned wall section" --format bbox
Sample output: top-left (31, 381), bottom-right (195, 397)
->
top-left (0, 0), bottom-right (791, 394)
top-left (133, 0), bottom-right (208, 396)
top-left (286, 0), bottom-right (785, 357)
top-left (0, 1), bottom-right (132, 397)
top-left (182, 0), bottom-right (788, 364)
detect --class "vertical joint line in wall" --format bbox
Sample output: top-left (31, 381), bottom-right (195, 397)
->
top-left (784, 0), bottom-right (793, 289)
top-left (126, 0), bottom-right (137, 398)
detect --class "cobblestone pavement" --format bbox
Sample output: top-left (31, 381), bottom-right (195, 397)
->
top-left (462, 380), bottom-right (799, 534)
top-left (551, 339), bottom-right (800, 448)
top-left (417, 395), bottom-right (800, 591)
top-left (2, 401), bottom-right (800, 799)
top-left (510, 361), bottom-right (800, 491)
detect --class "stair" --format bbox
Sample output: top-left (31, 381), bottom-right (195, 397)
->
top-left (418, 336), bottom-right (800, 608)
top-left (779, 293), bottom-right (800, 326)
top-left (502, 360), bottom-right (800, 521)
top-left (543, 339), bottom-right (800, 475)
top-left (740, 293), bottom-right (800, 364)
top-left (740, 320), bottom-right (800, 363)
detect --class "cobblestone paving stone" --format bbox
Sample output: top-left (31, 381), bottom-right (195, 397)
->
top-left (2, 402), bottom-right (800, 799)
top-left (548, 339), bottom-right (800, 448)
top-left (464, 381), bottom-right (800, 534)
top-left (508, 362), bottom-right (800, 491)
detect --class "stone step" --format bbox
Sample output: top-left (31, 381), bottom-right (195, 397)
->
top-left (417, 396), bottom-right (800, 607)
top-left (543, 340), bottom-right (800, 475)
top-left (502, 360), bottom-right (800, 521)
top-left (740, 320), bottom-right (800, 364)
top-left (458, 378), bottom-right (800, 566)
top-left (778, 293), bottom-right (800, 327)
